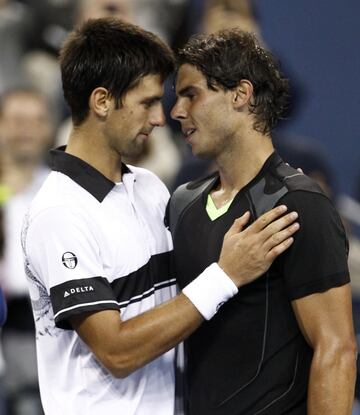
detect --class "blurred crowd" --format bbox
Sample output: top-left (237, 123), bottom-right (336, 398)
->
top-left (0, 0), bottom-right (359, 414)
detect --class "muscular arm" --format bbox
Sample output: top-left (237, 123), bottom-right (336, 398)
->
top-left (71, 206), bottom-right (299, 378)
top-left (292, 284), bottom-right (357, 415)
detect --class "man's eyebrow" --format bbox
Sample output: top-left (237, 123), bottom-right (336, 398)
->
top-left (177, 86), bottom-right (198, 97)
top-left (140, 95), bottom-right (163, 103)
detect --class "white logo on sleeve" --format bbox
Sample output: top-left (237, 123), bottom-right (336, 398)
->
top-left (63, 286), bottom-right (94, 298)
top-left (62, 252), bottom-right (78, 269)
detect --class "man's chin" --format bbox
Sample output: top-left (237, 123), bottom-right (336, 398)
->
top-left (122, 144), bottom-right (147, 163)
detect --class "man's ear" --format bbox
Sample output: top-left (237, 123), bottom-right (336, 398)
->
top-left (89, 87), bottom-right (112, 118)
top-left (232, 80), bottom-right (253, 110)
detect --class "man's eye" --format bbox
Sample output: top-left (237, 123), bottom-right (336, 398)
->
top-left (143, 100), bottom-right (157, 108)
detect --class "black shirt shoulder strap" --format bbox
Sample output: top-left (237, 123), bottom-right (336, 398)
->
top-left (248, 156), bottom-right (325, 219)
top-left (167, 173), bottom-right (218, 236)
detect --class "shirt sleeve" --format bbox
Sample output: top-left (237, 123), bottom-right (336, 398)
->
top-left (276, 190), bottom-right (350, 300)
top-left (26, 206), bottom-right (119, 329)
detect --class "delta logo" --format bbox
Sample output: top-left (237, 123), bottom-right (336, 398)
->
top-left (64, 286), bottom-right (95, 298)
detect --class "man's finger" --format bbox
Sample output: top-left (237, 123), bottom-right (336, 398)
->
top-left (249, 205), bottom-right (288, 233)
top-left (225, 211), bottom-right (250, 237)
top-left (263, 222), bottom-right (300, 251)
top-left (261, 211), bottom-right (299, 241)
top-left (265, 236), bottom-right (295, 261)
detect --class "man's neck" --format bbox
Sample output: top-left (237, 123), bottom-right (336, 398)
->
top-left (212, 131), bottom-right (274, 206)
top-left (66, 124), bottom-right (122, 183)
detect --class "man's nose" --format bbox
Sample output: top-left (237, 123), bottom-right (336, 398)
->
top-left (150, 106), bottom-right (166, 127)
top-left (170, 100), bottom-right (187, 121)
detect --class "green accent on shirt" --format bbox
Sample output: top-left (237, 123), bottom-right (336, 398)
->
top-left (206, 194), bottom-right (232, 221)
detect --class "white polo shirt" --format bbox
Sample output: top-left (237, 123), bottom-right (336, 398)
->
top-left (22, 148), bottom-right (177, 415)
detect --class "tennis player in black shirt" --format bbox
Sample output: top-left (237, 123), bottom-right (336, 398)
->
top-left (169, 29), bottom-right (357, 415)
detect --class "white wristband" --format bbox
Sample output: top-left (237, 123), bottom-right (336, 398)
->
top-left (182, 262), bottom-right (238, 320)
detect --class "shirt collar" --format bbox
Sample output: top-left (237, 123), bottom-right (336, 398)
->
top-left (49, 146), bottom-right (132, 202)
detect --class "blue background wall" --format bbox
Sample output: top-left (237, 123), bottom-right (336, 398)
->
top-left (256, 0), bottom-right (360, 196)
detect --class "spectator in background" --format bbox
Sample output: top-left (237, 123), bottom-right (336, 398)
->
top-left (0, 87), bottom-right (53, 415)
top-left (0, 0), bottom-right (72, 124)
top-left (202, 0), bottom-right (261, 36)
top-left (0, 0), bottom-right (34, 95)
top-left (74, 0), bottom-right (134, 23)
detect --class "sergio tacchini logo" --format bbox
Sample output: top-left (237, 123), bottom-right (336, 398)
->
top-left (62, 252), bottom-right (78, 269)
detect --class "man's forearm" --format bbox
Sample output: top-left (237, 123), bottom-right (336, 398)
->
top-left (307, 347), bottom-right (357, 414)
top-left (72, 292), bottom-right (204, 378)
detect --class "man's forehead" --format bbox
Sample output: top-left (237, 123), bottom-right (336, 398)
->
top-left (175, 64), bottom-right (206, 91)
top-left (137, 73), bottom-right (163, 88)
top-left (130, 73), bottom-right (164, 96)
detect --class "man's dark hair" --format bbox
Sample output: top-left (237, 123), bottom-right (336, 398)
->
top-left (59, 17), bottom-right (175, 125)
top-left (177, 29), bottom-right (289, 135)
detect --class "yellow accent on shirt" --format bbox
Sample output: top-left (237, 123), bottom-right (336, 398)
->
top-left (206, 194), bottom-right (233, 221)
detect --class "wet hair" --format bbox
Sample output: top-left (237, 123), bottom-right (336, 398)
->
top-left (59, 17), bottom-right (175, 125)
top-left (176, 29), bottom-right (289, 135)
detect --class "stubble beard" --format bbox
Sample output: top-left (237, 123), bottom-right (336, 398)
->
top-left (122, 137), bottom-right (147, 161)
